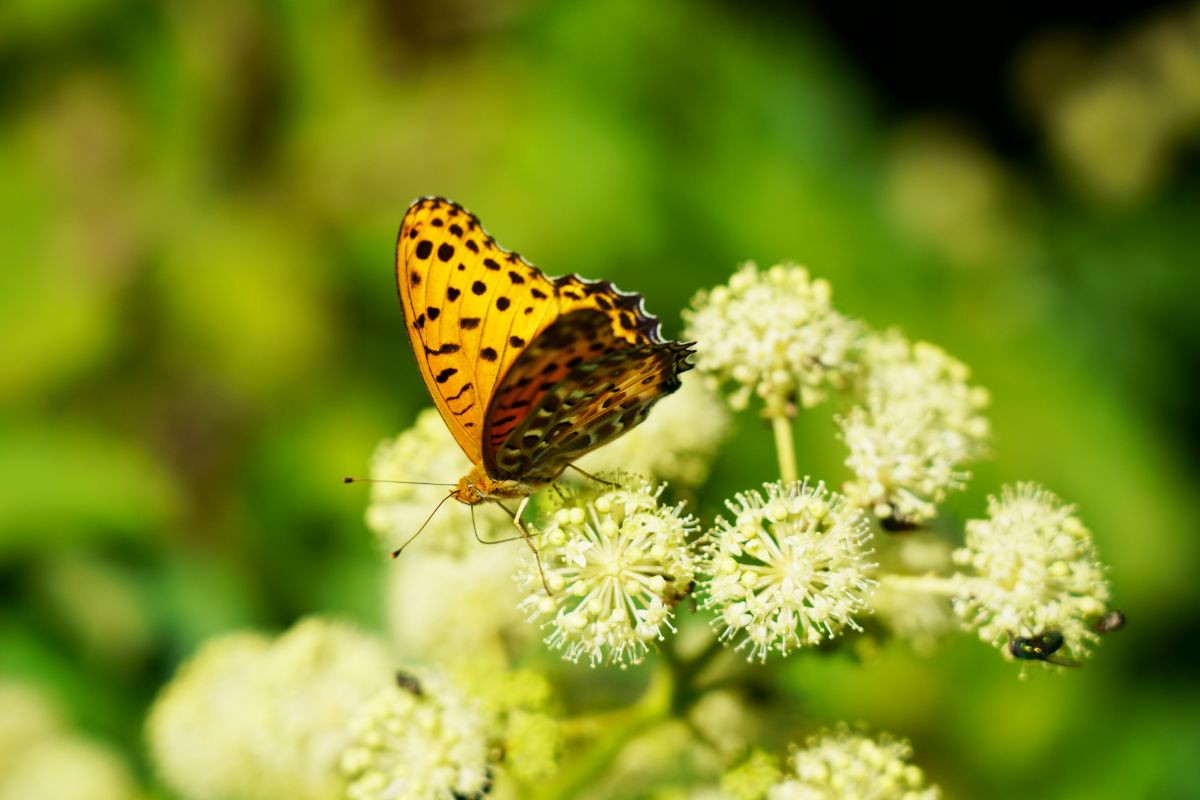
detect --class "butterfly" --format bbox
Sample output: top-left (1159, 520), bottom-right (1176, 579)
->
top-left (396, 197), bottom-right (693, 520)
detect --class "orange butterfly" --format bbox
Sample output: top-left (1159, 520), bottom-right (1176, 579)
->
top-left (396, 197), bottom-right (693, 521)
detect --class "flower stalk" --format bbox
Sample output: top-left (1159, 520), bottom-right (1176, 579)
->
top-left (770, 412), bottom-right (799, 483)
top-left (530, 663), bottom-right (673, 800)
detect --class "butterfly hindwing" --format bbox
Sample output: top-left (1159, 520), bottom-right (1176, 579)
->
top-left (485, 310), bottom-right (693, 482)
top-left (483, 309), bottom-right (623, 465)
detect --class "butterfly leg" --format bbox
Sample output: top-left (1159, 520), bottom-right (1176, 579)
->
top-left (567, 464), bottom-right (618, 487)
top-left (510, 496), bottom-right (554, 596)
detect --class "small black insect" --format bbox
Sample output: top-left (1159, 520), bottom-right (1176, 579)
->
top-left (395, 670), bottom-right (424, 696)
top-left (1008, 630), bottom-right (1081, 668)
top-left (1091, 610), bottom-right (1126, 635)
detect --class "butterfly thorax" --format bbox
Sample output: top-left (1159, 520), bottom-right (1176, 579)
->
top-left (451, 463), bottom-right (544, 506)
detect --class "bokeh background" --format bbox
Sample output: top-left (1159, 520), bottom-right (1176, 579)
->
top-left (3, 0), bottom-right (1199, 797)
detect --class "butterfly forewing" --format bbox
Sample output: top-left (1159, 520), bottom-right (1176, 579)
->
top-left (398, 198), bottom-right (558, 462)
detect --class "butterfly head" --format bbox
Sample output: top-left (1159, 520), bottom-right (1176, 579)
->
top-left (451, 463), bottom-right (542, 505)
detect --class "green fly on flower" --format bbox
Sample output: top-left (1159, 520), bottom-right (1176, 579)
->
top-left (952, 483), bottom-right (1112, 669)
top-left (1007, 630), bottom-right (1081, 668)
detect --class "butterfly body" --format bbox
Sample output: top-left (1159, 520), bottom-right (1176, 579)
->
top-left (397, 197), bottom-right (693, 507)
top-left (450, 464), bottom-right (542, 505)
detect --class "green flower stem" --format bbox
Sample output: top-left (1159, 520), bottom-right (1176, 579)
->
top-left (536, 635), bottom-right (731, 800)
top-left (878, 573), bottom-right (965, 597)
top-left (532, 663), bottom-right (673, 800)
top-left (771, 413), bottom-right (799, 483)
top-left (668, 634), bottom-right (727, 699)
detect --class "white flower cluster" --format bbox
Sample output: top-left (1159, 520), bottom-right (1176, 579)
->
top-left (698, 480), bottom-right (877, 661)
top-left (870, 582), bottom-right (956, 657)
top-left (517, 475), bottom-right (699, 666)
top-left (147, 619), bottom-right (391, 800)
top-left (0, 680), bottom-right (139, 800)
top-left (576, 374), bottom-right (731, 487)
top-left (341, 669), bottom-right (492, 800)
top-left (683, 263), bottom-right (861, 415)
top-left (952, 483), bottom-right (1111, 664)
top-left (388, 543), bottom-right (529, 670)
top-left (146, 617), bottom-right (540, 800)
top-left (364, 407), bottom-right (509, 556)
top-left (839, 330), bottom-right (990, 525)
top-left (769, 728), bottom-right (941, 799)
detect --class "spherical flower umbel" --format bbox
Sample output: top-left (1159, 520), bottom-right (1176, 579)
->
top-left (839, 330), bottom-right (990, 525)
top-left (341, 669), bottom-right (494, 800)
top-left (683, 262), bottom-right (862, 416)
top-left (698, 480), bottom-right (877, 662)
top-left (768, 727), bottom-right (941, 799)
top-left (146, 618), bottom-right (393, 800)
top-left (364, 408), bottom-right (509, 557)
top-left (0, 735), bottom-right (142, 800)
top-left (952, 483), bottom-right (1111, 665)
top-left (0, 679), bottom-right (140, 800)
top-left (516, 475), bottom-right (699, 667)
top-left (388, 544), bottom-right (529, 670)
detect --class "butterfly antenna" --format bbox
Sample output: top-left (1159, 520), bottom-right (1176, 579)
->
top-left (497, 501), bottom-right (553, 596)
top-left (391, 491), bottom-right (455, 558)
top-left (344, 476), bottom-right (457, 487)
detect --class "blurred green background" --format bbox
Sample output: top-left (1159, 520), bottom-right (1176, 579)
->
top-left (3, 0), bottom-right (1199, 797)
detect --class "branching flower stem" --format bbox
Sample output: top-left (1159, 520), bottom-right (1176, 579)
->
top-left (536, 632), bottom-right (730, 800)
top-left (532, 664), bottom-right (672, 800)
top-left (877, 573), bottom-right (964, 597)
